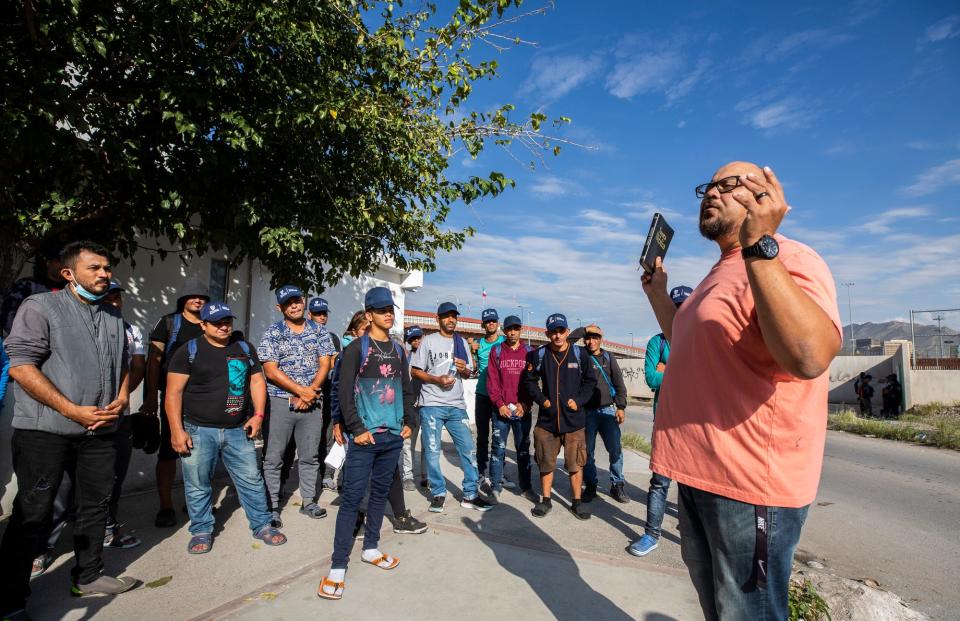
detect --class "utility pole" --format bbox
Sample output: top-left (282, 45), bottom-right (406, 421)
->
top-left (934, 313), bottom-right (946, 359)
top-left (840, 282), bottom-right (855, 355)
top-left (629, 332), bottom-right (634, 349)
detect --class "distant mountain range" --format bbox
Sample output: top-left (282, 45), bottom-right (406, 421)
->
top-left (843, 321), bottom-right (959, 357)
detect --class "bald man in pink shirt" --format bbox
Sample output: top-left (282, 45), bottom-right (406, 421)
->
top-left (641, 162), bottom-right (841, 621)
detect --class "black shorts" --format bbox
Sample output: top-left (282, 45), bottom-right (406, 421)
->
top-left (157, 399), bottom-right (179, 462)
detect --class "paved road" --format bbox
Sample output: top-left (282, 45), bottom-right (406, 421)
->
top-left (622, 404), bottom-right (960, 620)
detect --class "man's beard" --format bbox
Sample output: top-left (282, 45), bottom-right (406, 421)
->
top-left (699, 213), bottom-right (735, 241)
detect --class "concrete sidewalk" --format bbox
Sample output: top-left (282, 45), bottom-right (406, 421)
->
top-left (8, 431), bottom-right (701, 620)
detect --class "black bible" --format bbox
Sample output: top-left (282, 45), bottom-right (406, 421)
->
top-left (638, 213), bottom-right (674, 274)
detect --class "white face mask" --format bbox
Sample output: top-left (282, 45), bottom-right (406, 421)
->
top-left (66, 271), bottom-right (107, 302)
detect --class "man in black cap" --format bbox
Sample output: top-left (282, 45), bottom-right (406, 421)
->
top-left (475, 307), bottom-right (506, 493)
top-left (308, 296), bottom-right (342, 492)
top-left (523, 313), bottom-right (598, 520)
top-left (143, 277), bottom-right (210, 527)
top-left (258, 286), bottom-right (335, 523)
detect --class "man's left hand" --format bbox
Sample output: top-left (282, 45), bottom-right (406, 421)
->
top-left (400, 425), bottom-right (412, 439)
top-left (615, 409), bottom-right (625, 424)
top-left (733, 166), bottom-right (789, 248)
top-left (566, 399), bottom-right (578, 411)
top-left (244, 416), bottom-right (263, 438)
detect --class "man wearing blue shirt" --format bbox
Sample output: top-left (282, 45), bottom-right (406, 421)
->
top-left (258, 286), bottom-right (336, 524)
top-left (629, 285), bottom-right (691, 557)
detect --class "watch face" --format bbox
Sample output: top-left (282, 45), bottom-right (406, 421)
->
top-left (758, 235), bottom-right (779, 258)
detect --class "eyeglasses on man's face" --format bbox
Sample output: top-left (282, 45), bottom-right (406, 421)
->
top-left (695, 175), bottom-right (741, 198)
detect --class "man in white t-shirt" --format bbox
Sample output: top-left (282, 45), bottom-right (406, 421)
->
top-left (410, 302), bottom-right (493, 514)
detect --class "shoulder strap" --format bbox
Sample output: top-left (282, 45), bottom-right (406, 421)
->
top-left (590, 353), bottom-right (616, 397)
top-left (658, 334), bottom-right (666, 360)
top-left (187, 337), bottom-right (198, 366)
top-left (359, 334), bottom-right (370, 371)
top-left (237, 340), bottom-right (255, 368)
top-left (536, 346), bottom-right (546, 373)
top-left (167, 314), bottom-right (183, 352)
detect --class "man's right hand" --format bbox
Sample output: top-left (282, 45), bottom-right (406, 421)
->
top-left (656, 362), bottom-right (666, 373)
top-left (333, 422), bottom-right (345, 445)
top-left (296, 386), bottom-right (318, 404)
top-left (438, 375), bottom-right (456, 388)
top-left (68, 405), bottom-right (120, 431)
top-left (498, 405), bottom-right (512, 419)
top-left (542, 400), bottom-right (552, 410)
top-left (353, 431), bottom-right (375, 445)
top-left (641, 256), bottom-right (668, 297)
top-left (171, 429), bottom-right (193, 454)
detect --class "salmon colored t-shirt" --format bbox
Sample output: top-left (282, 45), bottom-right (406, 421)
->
top-left (649, 235), bottom-right (841, 508)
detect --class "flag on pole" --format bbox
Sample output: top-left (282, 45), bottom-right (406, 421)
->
top-left (482, 287), bottom-right (487, 301)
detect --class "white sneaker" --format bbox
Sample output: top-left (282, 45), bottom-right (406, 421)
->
top-left (479, 476), bottom-right (493, 495)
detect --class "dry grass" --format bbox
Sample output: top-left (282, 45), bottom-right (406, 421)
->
top-left (621, 432), bottom-right (652, 455)
top-left (828, 402), bottom-right (960, 450)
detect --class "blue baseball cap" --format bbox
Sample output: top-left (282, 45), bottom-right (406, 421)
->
top-left (503, 315), bottom-right (522, 329)
top-left (481, 308), bottom-right (499, 323)
top-left (276, 285), bottom-right (303, 305)
top-left (107, 280), bottom-right (125, 293)
top-left (201, 302), bottom-right (236, 322)
top-left (670, 285), bottom-right (693, 307)
top-left (364, 286), bottom-right (397, 310)
top-left (545, 313), bottom-right (568, 331)
top-left (437, 301), bottom-right (459, 316)
top-left (404, 325), bottom-right (424, 342)
top-left (308, 297), bottom-right (329, 313)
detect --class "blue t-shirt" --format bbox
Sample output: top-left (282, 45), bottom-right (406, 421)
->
top-left (257, 320), bottom-right (336, 398)
top-left (475, 335), bottom-right (505, 396)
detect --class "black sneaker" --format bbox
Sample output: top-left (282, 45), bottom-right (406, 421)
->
top-left (154, 508), bottom-right (176, 528)
top-left (352, 511), bottom-right (366, 539)
top-left (420, 479), bottom-right (429, 488)
top-left (429, 496), bottom-right (446, 513)
top-left (461, 496), bottom-right (493, 512)
top-left (610, 483), bottom-right (630, 504)
top-left (571, 500), bottom-right (591, 520)
top-left (393, 510), bottom-right (428, 534)
top-left (531, 498), bottom-right (553, 518)
top-left (522, 488), bottom-right (540, 504)
top-left (582, 483), bottom-right (598, 503)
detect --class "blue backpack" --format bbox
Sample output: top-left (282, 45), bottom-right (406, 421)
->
top-left (165, 313), bottom-right (184, 354)
top-left (329, 334), bottom-right (404, 423)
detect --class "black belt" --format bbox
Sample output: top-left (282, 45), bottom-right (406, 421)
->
top-left (741, 506), bottom-right (769, 593)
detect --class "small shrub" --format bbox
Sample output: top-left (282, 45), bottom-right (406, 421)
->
top-left (789, 578), bottom-right (831, 621)
top-left (621, 432), bottom-right (651, 455)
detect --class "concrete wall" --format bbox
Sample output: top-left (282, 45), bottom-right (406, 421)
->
top-left (910, 370), bottom-right (960, 405)
top-left (0, 244), bottom-right (421, 515)
top-left (828, 355), bottom-right (894, 405)
top-left (618, 359), bottom-right (654, 400)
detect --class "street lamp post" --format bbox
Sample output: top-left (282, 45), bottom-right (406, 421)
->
top-left (629, 332), bottom-right (634, 349)
top-left (840, 282), bottom-right (855, 355)
top-left (526, 311), bottom-right (534, 345)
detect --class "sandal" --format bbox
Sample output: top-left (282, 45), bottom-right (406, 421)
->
top-left (362, 553), bottom-right (399, 570)
top-left (317, 576), bottom-right (344, 600)
top-left (187, 533), bottom-right (213, 554)
top-left (253, 525), bottom-right (287, 546)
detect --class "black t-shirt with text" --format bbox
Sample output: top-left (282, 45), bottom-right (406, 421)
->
top-left (167, 337), bottom-right (262, 428)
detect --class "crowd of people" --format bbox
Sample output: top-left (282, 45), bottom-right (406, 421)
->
top-left (0, 161), bottom-right (846, 620)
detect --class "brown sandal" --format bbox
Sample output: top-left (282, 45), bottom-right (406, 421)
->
top-left (317, 576), bottom-right (344, 600)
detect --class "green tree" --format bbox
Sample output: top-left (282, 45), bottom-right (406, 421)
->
top-left (0, 0), bottom-right (569, 291)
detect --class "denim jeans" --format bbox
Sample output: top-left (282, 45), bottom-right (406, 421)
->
top-left (583, 406), bottom-right (624, 486)
top-left (419, 406), bottom-right (480, 499)
top-left (474, 393), bottom-right (494, 476)
top-left (263, 396), bottom-right (324, 509)
top-left (399, 410), bottom-right (424, 481)
top-left (644, 471), bottom-right (672, 538)
top-left (332, 432), bottom-right (402, 569)
top-left (181, 422), bottom-right (273, 536)
top-left (678, 484), bottom-right (809, 621)
top-left (489, 412), bottom-right (532, 492)
top-left (0, 429), bottom-right (117, 615)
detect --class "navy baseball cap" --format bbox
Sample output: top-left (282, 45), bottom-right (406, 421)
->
top-left (481, 308), bottom-right (499, 323)
top-left (308, 297), bottom-right (329, 313)
top-left (437, 301), bottom-right (459, 316)
top-left (276, 285), bottom-right (303, 305)
top-left (404, 325), bottom-right (424, 342)
top-left (503, 315), bottom-right (522, 329)
top-left (107, 280), bottom-right (125, 293)
top-left (670, 285), bottom-right (693, 306)
top-left (364, 286), bottom-right (396, 310)
top-left (545, 313), bottom-right (568, 331)
top-left (201, 302), bottom-right (236, 322)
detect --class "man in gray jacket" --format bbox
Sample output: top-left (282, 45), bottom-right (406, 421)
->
top-left (0, 241), bottom-right (139, 621)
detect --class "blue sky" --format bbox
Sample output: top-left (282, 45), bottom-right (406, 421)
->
top-left (407, 1), bottom-right (960, 347)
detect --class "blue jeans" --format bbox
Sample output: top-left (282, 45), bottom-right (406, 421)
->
top-left (419, 406), bottom-right (479, 499)
top-left (332, 432), bottom-right (402, 569)
top-left (583, 406), bottom-right (624, 486)
top-left (678, 484), bottom-right (809, 621)
top-left (645, 472), bottom-right (672, 538)
top-left (489, 412), bottom-right (532, 492)
top-left (181, 422), bottom-right (273, 536)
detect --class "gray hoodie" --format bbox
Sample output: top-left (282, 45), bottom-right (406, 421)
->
top-left (5, 288), bottom-right (128, 436)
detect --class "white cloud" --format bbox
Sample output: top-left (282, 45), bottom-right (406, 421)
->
top-left (743, 28), bottom-right (855, 64)
top-left (605, 51), bottom-right (683, 99)
top-left (528, 175), bottom-right (583, 198)
top-left (901, 159), bottom-right (960, 197)
top-left (521, 54), bottom-right (604, 103)
top-left (736, 96), bottom-right (815, 131)
top-left (665, 57), bottom-right (712, 103)
top-left (861, 207), bottom-right (931, 234)
top-left (579, 208), bottom-right (626, 228)
top-left (920, 14), bottom-right (960, 44)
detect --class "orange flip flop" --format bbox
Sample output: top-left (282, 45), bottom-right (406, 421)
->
top-left (362, 554), bottom-right (399, 570)
top-left (317, 576), bottom-right (344, 600)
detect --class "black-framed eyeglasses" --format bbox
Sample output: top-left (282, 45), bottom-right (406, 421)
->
top-left (695, 175), bottom-right (741, 198)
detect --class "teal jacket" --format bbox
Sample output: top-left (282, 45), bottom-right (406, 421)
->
top-left (644, 333), bottom-right (670, 415)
